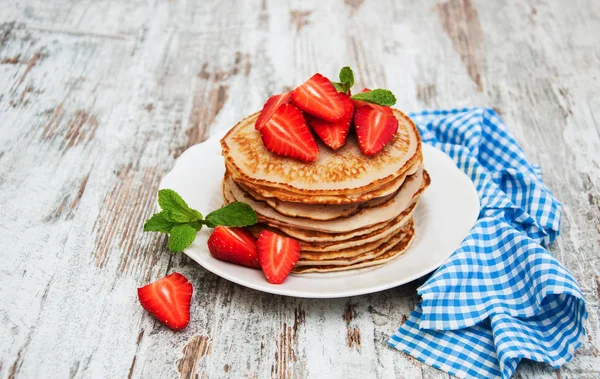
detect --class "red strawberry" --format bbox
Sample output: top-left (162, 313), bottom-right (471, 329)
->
top-left (257, 230), bottom-right (300, 284)
top-left (291, 73), bottom-right (345, 122)
top-left (255, 92), bottom-right (291, 131)
top-left (307, 93), bottom-right (354, 150)
top-left (354, 105), bottom-right (399, 156)
top-left (259, 104), bottom-right (319, 162)
top-left (207, 226), bottom-right (260, 268)
top-left (137, 272), bottom-right (193, 330)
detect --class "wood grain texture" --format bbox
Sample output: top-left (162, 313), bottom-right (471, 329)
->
top-left (0, 0), bottom-right (599, 378)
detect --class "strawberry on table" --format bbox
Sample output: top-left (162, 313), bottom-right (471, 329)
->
top-left (255, 92), bottom-right (291, 131)
top-left (307, 93), bottom-right (354, 150)
top-left (259, 103), bottom-right (319, 162)
top-left (208, 226), bottom-right (260, 268)
top-left (354, 105), bottom-right (399, 156)
top-left (137, 272), bottom-right (193, 330)
top-left (257, 230), bottom-right (300, 284)
top-left (291, 73), bottom-right (345, 122)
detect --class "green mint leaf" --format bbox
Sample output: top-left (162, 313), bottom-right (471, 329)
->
top-left (331, 81), bottom-right (345, 93)
top-left (163, 209), bottom-right (193, 223)
top-left (190, 209), bottom-right (202, 219)
top-left (167, 224), bottom-right (197, 252)
top-left (143, 211), bottom-right (175, 233)
top-left (189, 220), bottom-right (204, 231)
top-left (205, 202), bottom-right (258, 228)
top-left (157, 189), bottom-right (202, 221)
top-left (351, 89), bottom-right (396, 106)
top-left (158, 189), bottom-right (189, 211)
top-left (339, 66), bottom-right (354, 90)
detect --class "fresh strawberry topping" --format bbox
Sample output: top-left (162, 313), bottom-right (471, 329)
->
top-left (255, 92), bottom-right (291, 131)
top-left (137, 273), bottom-right (193, 330)
top-left (354, 105), bottom-right (399, 156)
top-left (257, 230), bottom-right (300, 284)
top-left (307, 93), bottom-right (354, 150)
top-left (208, 226), bottom-right (260, 268)
top-left (291, 73), bottom-right (345, 122)
top-left (259, 104), bottom-right (319, 162)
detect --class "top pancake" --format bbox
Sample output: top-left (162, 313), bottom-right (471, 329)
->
top-left (221, 108), bottom-right (421, 195)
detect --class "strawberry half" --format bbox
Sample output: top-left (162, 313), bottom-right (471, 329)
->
top-left (257, 230), bottom-right (300, 284)
top-left (255, 92), bottom-right (291, 131)
top-left (307, 93), bottom-right (354, 150)
top-left (354, 105), bottom-right (399, 156)
top-left (207, 226), bottom-right (260, 268)
top-left (137, 272), bottom-right (193, 330)
top-left (291, 73), bottom-right (345, 122)
top-left (259, 103), bottom-right (319, 162)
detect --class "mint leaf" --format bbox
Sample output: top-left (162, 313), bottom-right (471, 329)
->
top-left (144, 189), bottom-right (258, 253)
top-left (332, 81), bottom-right (344, 92)
top-left (189, 220), bottom-right (204, 231)
top-left (163, 209), bottom-right (194, 223)
top-left (339, 66), bottom-right (354, 90)
top-left (143, 211), bottom-right (175, 232)
top-left (158, 189), bottom-right (202, 221)
top-left (351, 89), bottom-right (396, 106)
top-left (167, 224), bottom-right (197, 252)
top-left (205, 202), bottom-right (258, 228)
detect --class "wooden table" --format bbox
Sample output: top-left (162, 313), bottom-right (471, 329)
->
top-left (1, 0), bottom-right (599, 378)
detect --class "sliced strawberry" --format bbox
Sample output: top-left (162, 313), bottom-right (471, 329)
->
top-left (291, 73), bottom-right (345, 122)
top-left (306, 93), bottom-right (354, 150)
top-left (207, 226), bottom-right (260, 268)
top-left (257, 230), bottom-right (300, 284)
top-left (259, 104), bottom-right (319, 162)
top-left (137, 272), bottom-right (193, 330)
top-left (255, 92), bottom-right (291, 131)
top-left (354, 105), bottom-right (399, 156)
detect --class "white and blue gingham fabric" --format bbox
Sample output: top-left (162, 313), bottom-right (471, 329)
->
top-left (388, 108), bottom-right (588, 379)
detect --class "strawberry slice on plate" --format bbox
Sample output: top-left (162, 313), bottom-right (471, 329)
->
top-left (307, 93), bottom-right (354, 150)
top-left (259, 103), bottom-right (319, 162)
top-left (257, 230), bottom-right (300, 284)
top-left (354, 105), bottom-right (399, 156)
top-left (208, 226), bottom-right (260, 268)
top-left (137, 272), bottom-right (193, 330)
top-left (291, 73), bottom-right (345, 122)
top-left (255, 92), bottom-right (291, 131)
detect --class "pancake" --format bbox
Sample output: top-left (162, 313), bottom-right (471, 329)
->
top-left (221, 109), bottom-right (422, 196)
top-left (299, 201), bottom-right (417, 252)
top-left (226, 155), bottom-right (422, 205)
top-left (220, 106), bottom-right (428, 275)
top-left (224, 169), bottom-right (427, 233)
top-left (225, 154), bottom-right (422, 206)
top-left (298, 222), bottom-right (401, 261)
top-left (298, 219), bottom-right (414, 263)
top-left (241, 172), bottom-right (429, 243)
top-left (233, 162), bottom-right (419, 221)
top-left (291, 220), bottom-right (415, 273)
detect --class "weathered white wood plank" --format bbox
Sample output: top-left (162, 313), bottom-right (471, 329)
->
top-left (0, 0), bottom-right (598, 378)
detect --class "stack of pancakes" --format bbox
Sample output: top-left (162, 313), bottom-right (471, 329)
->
top-left (220, 109), bottom-right (430, 274)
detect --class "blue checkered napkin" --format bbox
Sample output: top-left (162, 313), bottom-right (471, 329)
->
top-left (388, 108), bottom-right (588, 379)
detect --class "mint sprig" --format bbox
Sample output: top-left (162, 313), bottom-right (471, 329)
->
top-left (331, 67), bottom-right (396, 106)
top-left (144, 189), bottom-right (258, 252)
top-left (332, 66), bottom-right (354, 94)
top-left (350, 89), bottom-right (396, 106)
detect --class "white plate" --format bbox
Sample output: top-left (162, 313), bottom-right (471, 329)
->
top-left (159, 135), bottom-right (480, 298)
